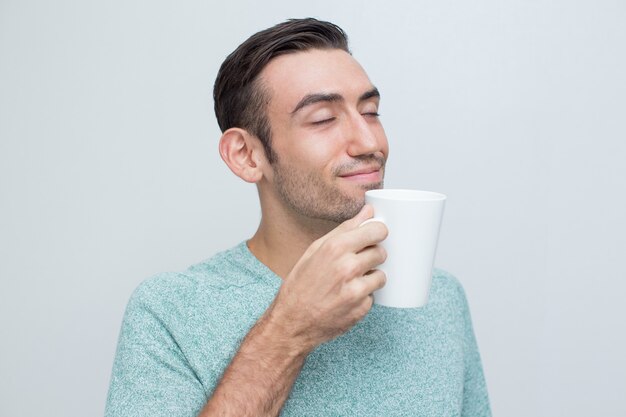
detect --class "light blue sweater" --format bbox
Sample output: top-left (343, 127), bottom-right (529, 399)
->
top-left (105, 242), bottom-right (490, 416)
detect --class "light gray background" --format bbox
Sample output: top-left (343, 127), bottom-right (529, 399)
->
top-left (1, 0), bottom-right (624, 416)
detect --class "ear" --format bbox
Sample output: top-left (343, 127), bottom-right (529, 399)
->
top-left (219, 128), bottom-right (266, 183)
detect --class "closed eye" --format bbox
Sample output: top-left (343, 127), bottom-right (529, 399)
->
top-left (363, 112), bottom-right (380, 118)
top-left (311, 117), bottom-right (336, 125)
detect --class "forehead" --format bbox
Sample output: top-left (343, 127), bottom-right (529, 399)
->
top-left (258, 49), bottom-right (375, 110)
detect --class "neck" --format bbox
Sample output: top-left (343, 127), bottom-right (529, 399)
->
top-left (247, 197), bottom-right (338, 279)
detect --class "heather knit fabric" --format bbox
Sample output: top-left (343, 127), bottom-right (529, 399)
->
top-left (105, 242), bottom-right (490, 417)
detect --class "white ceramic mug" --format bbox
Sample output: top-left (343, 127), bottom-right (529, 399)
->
top-left (363, 189), bottom-right (446, 308)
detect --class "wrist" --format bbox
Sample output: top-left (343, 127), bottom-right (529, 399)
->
top-left (259, 301), bottom-right (315, 358)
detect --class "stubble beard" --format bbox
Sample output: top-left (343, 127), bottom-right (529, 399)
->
top-left (272, 155), bottom-right (385, 224)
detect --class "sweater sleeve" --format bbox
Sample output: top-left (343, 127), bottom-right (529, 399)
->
top-left (104, 280), bottom-right (207, 417)
top-left (458, 283), bottom-right (492, 417)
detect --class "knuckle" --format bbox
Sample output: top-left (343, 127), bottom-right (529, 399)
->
top-left (343, 283), bottom-right (362, 303)
top-left (323, 237), bottom-right (344, 255)
top-left (309, 305), bottom-right (324, 323)
top-left (355, 297), bottom-right (373, 320)
top-left (340, 260), bottom-right (360, 279)
top-left (349, 308), bottom-right (364, 324)
top-left (343, 278), bottom-right (363, 306)
top-left (350, 313), bottom-right (364, 325)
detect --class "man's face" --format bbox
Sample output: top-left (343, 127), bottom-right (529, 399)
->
top-left (258, 48), bottom-right (389, 223)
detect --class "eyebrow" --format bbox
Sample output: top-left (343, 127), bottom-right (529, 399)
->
top-left (290, 87), bottom-right (380, 115)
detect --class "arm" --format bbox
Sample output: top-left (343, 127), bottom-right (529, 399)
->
top-left (198, 304), bottom-right (308, 417)
top-left (106, 206), bottom-right (386, 417)
top-left (105, 281), bottom-right (208, 417)
top-left (199, 205), bottom-right (388, 416)
top-left (458, 283), bottom-right (492, 417)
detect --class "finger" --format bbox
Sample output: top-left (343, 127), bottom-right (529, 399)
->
top-left (358, 292), bottom-right (375, 316)
top-left (352, 244), bottom-right (387, 275)
top-left (350, 269), bottom-right (387, 298)
top-left (338, 219), bottom-right (388, 254)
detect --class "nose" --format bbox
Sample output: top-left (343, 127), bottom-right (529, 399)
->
top-left (345, 111), bottom-right (385, 157)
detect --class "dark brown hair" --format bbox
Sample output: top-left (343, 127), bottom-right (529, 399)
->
top-left (213, 18), bottom-right (350, 163)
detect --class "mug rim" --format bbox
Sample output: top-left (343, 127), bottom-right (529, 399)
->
top-left (365, 189), bottom-right (447, 201)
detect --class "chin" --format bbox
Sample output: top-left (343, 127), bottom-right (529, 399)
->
top-left (345, 181), bottom-right (383, 199)
top-left (363, 181), bottom-right (384, 191)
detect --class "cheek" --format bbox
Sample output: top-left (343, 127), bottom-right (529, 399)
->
top-left (284, 131), bottom-right (344, 168)
top-left (304, 140), bottom-right (340, 162)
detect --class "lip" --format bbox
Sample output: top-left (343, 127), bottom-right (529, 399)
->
top-left (339, 166), bottom-right (382, 182)
top-left (340, 166), bottom-right (377, 176)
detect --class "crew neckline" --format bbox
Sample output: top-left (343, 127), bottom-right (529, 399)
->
top-left (230, 242), bottom-right (427, 313)
top-left (230, 240), bottom-right (284, 288)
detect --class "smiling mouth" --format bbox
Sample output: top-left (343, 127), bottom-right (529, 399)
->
top-left (339, 167), bottom-right (382, 182)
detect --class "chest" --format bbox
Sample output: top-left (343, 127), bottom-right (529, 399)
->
top-left (281, 308), bottom-right (466, 416)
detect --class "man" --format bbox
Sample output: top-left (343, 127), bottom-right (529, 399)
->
top-left (105, 18), bottom-right (490, 417)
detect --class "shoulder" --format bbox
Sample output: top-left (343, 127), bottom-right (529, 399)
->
top-left (128, 271), bottom-right (194, 307)
top-left (126, 242), bottom-right (257, 313)
top-left (432, 267), bottom-right (466, 295)
top-left (429, 267), bottom-right (471, 313)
